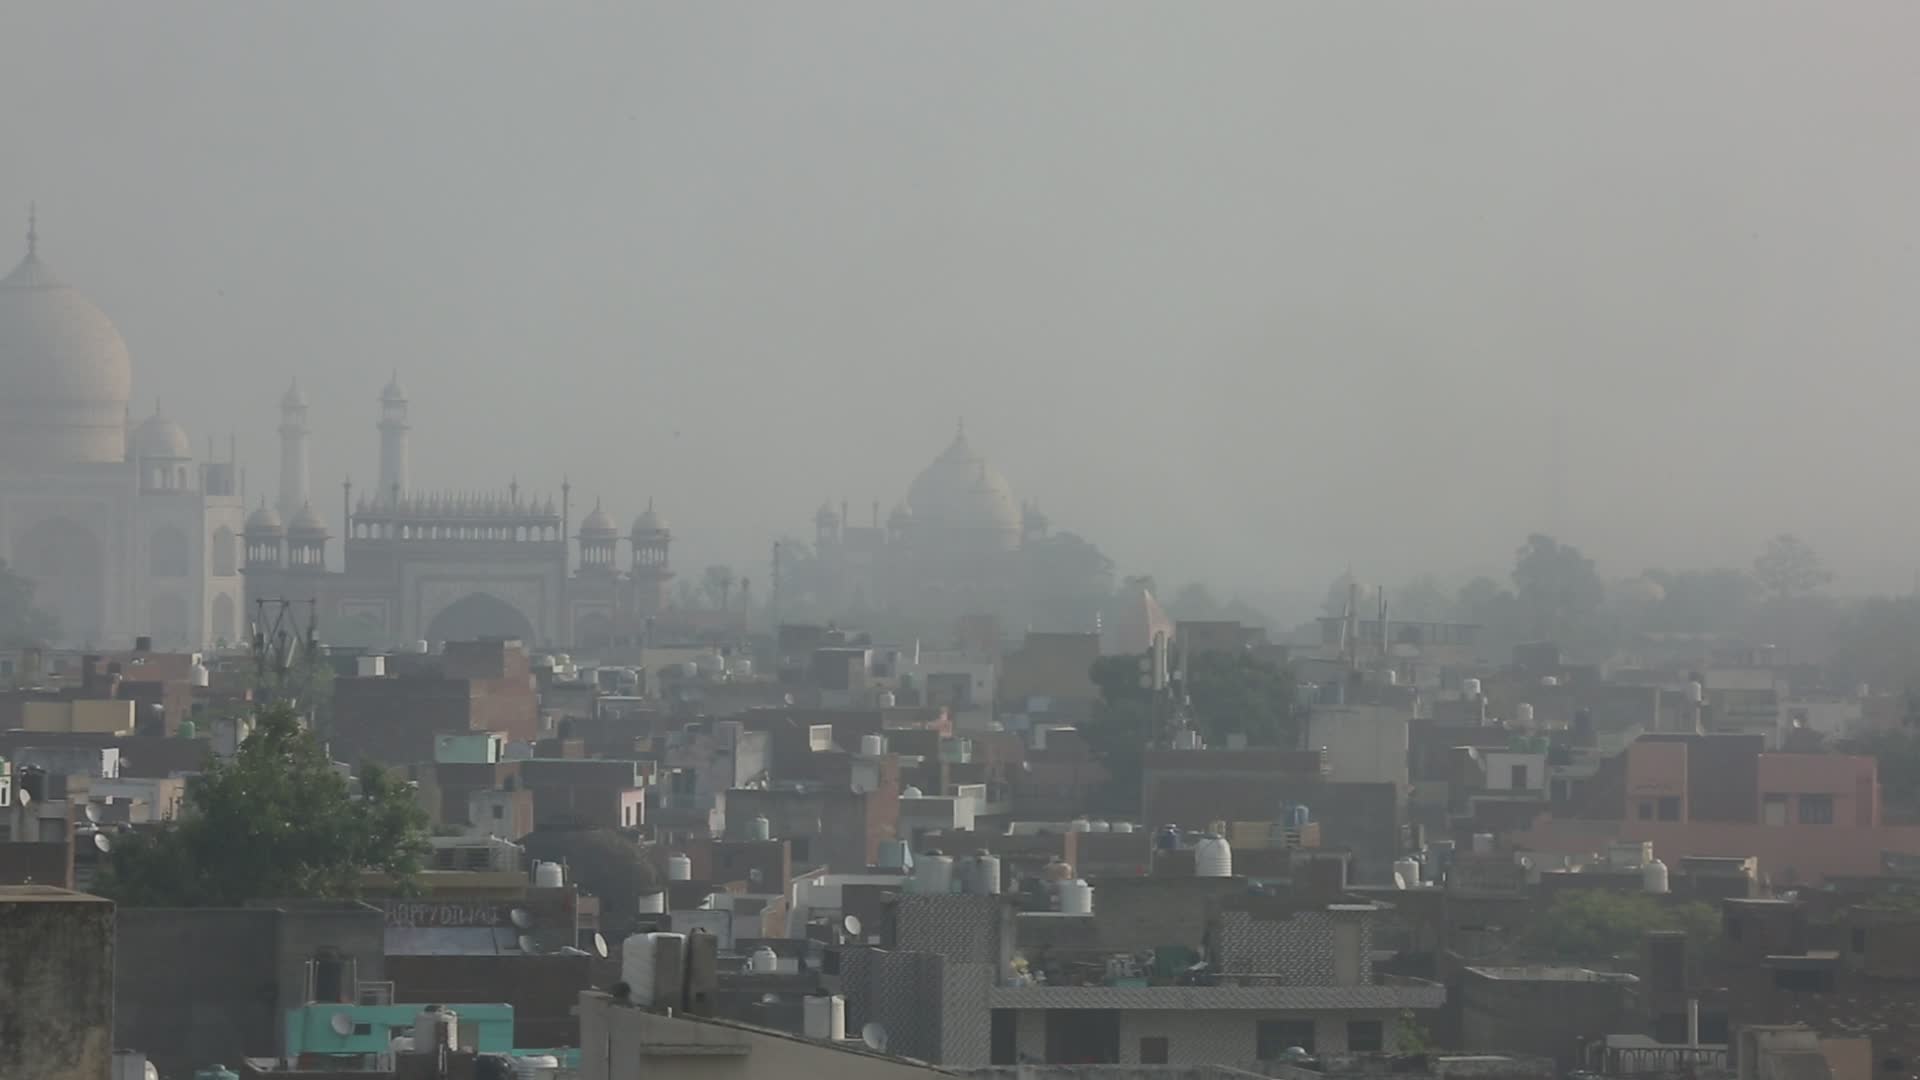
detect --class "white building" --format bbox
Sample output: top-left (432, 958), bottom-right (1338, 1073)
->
top-left (0, 218), bottom-right (247, 649)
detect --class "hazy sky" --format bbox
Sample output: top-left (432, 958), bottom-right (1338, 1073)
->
top-left (6, 3), bottom-right (1919, 611)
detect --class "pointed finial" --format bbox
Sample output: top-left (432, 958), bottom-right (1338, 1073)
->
top-left (26, 203), bottom-right (36, 257)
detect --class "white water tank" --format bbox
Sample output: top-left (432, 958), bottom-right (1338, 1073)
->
top-left (731, 657), bottom-right (754, 678)
top-left (902, 786), bottom-right (924, 798)
top-left (1069, 818), bottom-right (1091, 833)
top-left (916, 853), bottom-right (955, 894)
top-left (1686, 680), bottom-right (1704, 704)
top-left (1111, 822), bottom-right (1135, 834)
top-left (861, 734), bottom-right (885, 757)
top-left (876, 690), bottom-right (896, 708)
top-left (1472, 833), bottom-right (1495, 855)
top-left (1393, 857), bottom-right (1422, 889)
top-left (637, 891), bottom-right (666, 914)
top-left (413, 639), bottom-right (430, 654)
top-left (190, 662), bottom-right (211, 687)
top-left (1462, 677), bottom-right (1482, 697)
top-left (1057, 879), bottom-right (1094, 915)
top-left (1541, 675), bottom-right (1559, 687)
top-left (667, 853), bottom-right (693, 881)
top-left (620, 932), bottom-right (685, 1007)
top-left (1030, 725), bottom-right (1049, 750)
top-left (748, 815), bottom-right (771, 841)
top-left (414, 1006), bottom-right (458, 1052)
top-left (803, 994), bottom-right (847, 1041)
top-left (1088, 820), bottom-right (1111, 833)
top-left (1643, 858), bottom-right (1670, 894)
top-left (356, 655), bottom-right (385, 678)
top-left (749, 946), bottom-right (779, 973)
top-left (534, 861), bottom-right (564, 888)
top-left (1515, 703), bottom-right (1535, 727)
top-left (1195, 835), bottom-right (1233, 877)
top-left (971, 852), bottom-right (1002, 895)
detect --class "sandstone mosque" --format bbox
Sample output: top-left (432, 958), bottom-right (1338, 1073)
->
top-left (0, 216), bottom-right (679, 652)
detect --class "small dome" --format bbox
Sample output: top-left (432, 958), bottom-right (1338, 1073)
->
top-left (246, 502), bottom-right (284, 534)
top-left (580, 501), bottom-right (618, 537)
top-left (132, 407), bottom-right (192, 459)
top-left (815, 501), bottom-right (838, 525)
top-left (632, 500), bottom-right (667, 536)
top-left (381, 372), bottom-right (407, 402)
top-left (281, 378), bottom-right (307, 410)
top-left (287, 502), bottom-right (328, 535)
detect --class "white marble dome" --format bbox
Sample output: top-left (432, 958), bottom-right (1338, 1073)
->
top-left (132, 407), bottom-right (192, 459)
top-left (0, 237), bottom-right (133, 467)
top-left (906, 426), bottom-right (1021, 551)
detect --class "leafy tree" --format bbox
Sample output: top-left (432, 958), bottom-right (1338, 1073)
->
top-left (1840, 726), bottom-right (1920, 822)
top-left (1516, 890), bottom-right (1720, 965)
top-left (1828, 596), bottom-right (1920, 695)
top-left (1511, 534), bottom-right (1607, 648)
top-left (1754, 534), bottom-right (1831, 603)
top-left (701, 565), bottom-right (737, 610)
top-left (520, 828), bottom-right (663, 937)
top-left (1019, 531), bottom-right (1115, 631)
top-left (1638, 568), bottom-right (1758, 635)
top-left (102, 703), bottom-right (428, 906)
top-left (0, 557), bottom-right (59, 648)
top-left (1390, 576), bottom-right (1451, 623)
top-left (1170, 582), bottom-right (1221, 619)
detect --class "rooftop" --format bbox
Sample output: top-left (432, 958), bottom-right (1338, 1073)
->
top-left (1465, 965), bottom-right (1637, 983)
top-left (0, 885), bottom-right (110, 904)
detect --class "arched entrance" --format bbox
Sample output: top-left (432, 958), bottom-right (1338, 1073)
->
top-left (15, 517), bottom-right (104, 646)
top-left (425, 592), bottom-right (536, 645)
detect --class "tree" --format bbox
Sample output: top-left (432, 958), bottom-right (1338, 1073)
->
top-left (1754, 534), bottom-right (1831, 603)
top-left (1390, 576), bottom-right (1451, 622)
top-left (101, 703), bottom-right (428, 906)
top-left (1828, 596), bottom-right (1920, 695)
top-left (702, 565), bottom-right (737, 610)
top-left (1511, 534), bottom-right (1607, 647)
top-left (1515, 890), bottom-right (1720, 965)
top-left (1019, 531), bottom-right (1115, 631)
top-left (1170, 582), bottom-right (1221, 619)
top-left (0, 557), bottom-right (58, 648)
top-left (1638, 568), bottom-right (1758, 634)
top-left (520, 828), bottom-right (663, 937)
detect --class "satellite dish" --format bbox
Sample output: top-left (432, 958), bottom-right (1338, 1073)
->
top-left (509, 908), bottom-right (532, 929)
top-left (843, 914), bottom-right (862, 937)
top-left (759, 992), bottom-right (779, 1006)
top-left (83, 803), bottom-right (102, 825)
top-left (16, 788), bottom-right (30, 807)
top-left (92, 832), bottom-right (112, 854)
top-left (1391, 870), bottom-right (1407, 890)
top-left (330, 1012), bottom-right (354, 1037)
top-left (861, 1023), bottom-right (889, 1052)
top-left (517, 933), bottom-right (539, 954)
top-left (593, 933), bottom-right (609, 959)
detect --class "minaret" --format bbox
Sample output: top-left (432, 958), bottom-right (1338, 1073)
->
top-left (278, 379), bottom-right (310, 518)
top-left (378, 372), bottom-right (410, 502)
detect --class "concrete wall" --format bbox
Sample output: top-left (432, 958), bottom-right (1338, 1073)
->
top-left (0, 888), bottom-right (114, 1080)
top-left (579, 992), bottom-right (947, 1080)
top-left (1305, 706), bottom-right (1410, 789)
top-left (1006, 1007), bottom-right (1406, 1065)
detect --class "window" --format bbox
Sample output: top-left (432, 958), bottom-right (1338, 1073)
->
top-left (1347, 1020), bottom-right (1384, 1053)
top-left (1510, 764), bottom-right (1529, 789)
top-left (1658, 797), bottom-right (1681, 821)
top-left (1638, 801), bottom-right (1655, 821)
top-left (1763, 794), bottom-right (1790, 825)
top-left (491, 804), bottom-right (505, 820)
top-left (1257, 1020), bottom-right (1316, 1059)
top-left (1771, 967), bottom-right (1834, 993)
top-left (1140, 1037), bottom-right (1169, 1064)
top-left (352, 1023), bottom-right (372, 1037)
top-left (1798, 795), bottom-right (1834, 825)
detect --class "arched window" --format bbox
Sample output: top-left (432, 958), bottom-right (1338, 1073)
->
top-left (210, 527), bottom-right (237, 577)
top-left (211, 593), bottom-right (237, 645)
top-left (149, 526), bottom-right (190, 579)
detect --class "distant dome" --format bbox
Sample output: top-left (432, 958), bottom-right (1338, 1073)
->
top-left (632, 501), bottom-right (667, 536)
top-left (246, 502), bottom-right (285, 534)
top-left (0, 227), bottom-right (133, 468)
top-left (906, 425), bottom-right (1021, 551)
top-left (132, 407), bottom-right (191, 459)
top-left (580, 502), bottom-right (618, 537)
top-left (287, 502), bottom-right (328, 535)
top-left (381, 372), bottom-right (407, 402)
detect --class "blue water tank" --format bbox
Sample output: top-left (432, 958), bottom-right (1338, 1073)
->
top-left (1285, 804), bottom-right (1311, 829)
top-left (1154, 825), bottom-right (1181, 851)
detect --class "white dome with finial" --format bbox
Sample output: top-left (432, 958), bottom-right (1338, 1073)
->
top-left (281, 378), bottom-right (307, 410)
top-left (131, 404), bottom-right (192, 459)
top-left (381, 371), bottom-right (407, 403)
top-left (632, 499), bottom-right (667, 536)
top-left (0, 209), bottom-right (133, 468)
top-left (288, 502), bottom-right (328, 535)
top-left (906, 422), bottom-right (1021, 551)
top-left (246, 500), bottom-right (285, 534)
top-left (580, 501), bottom-right (618, 537)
